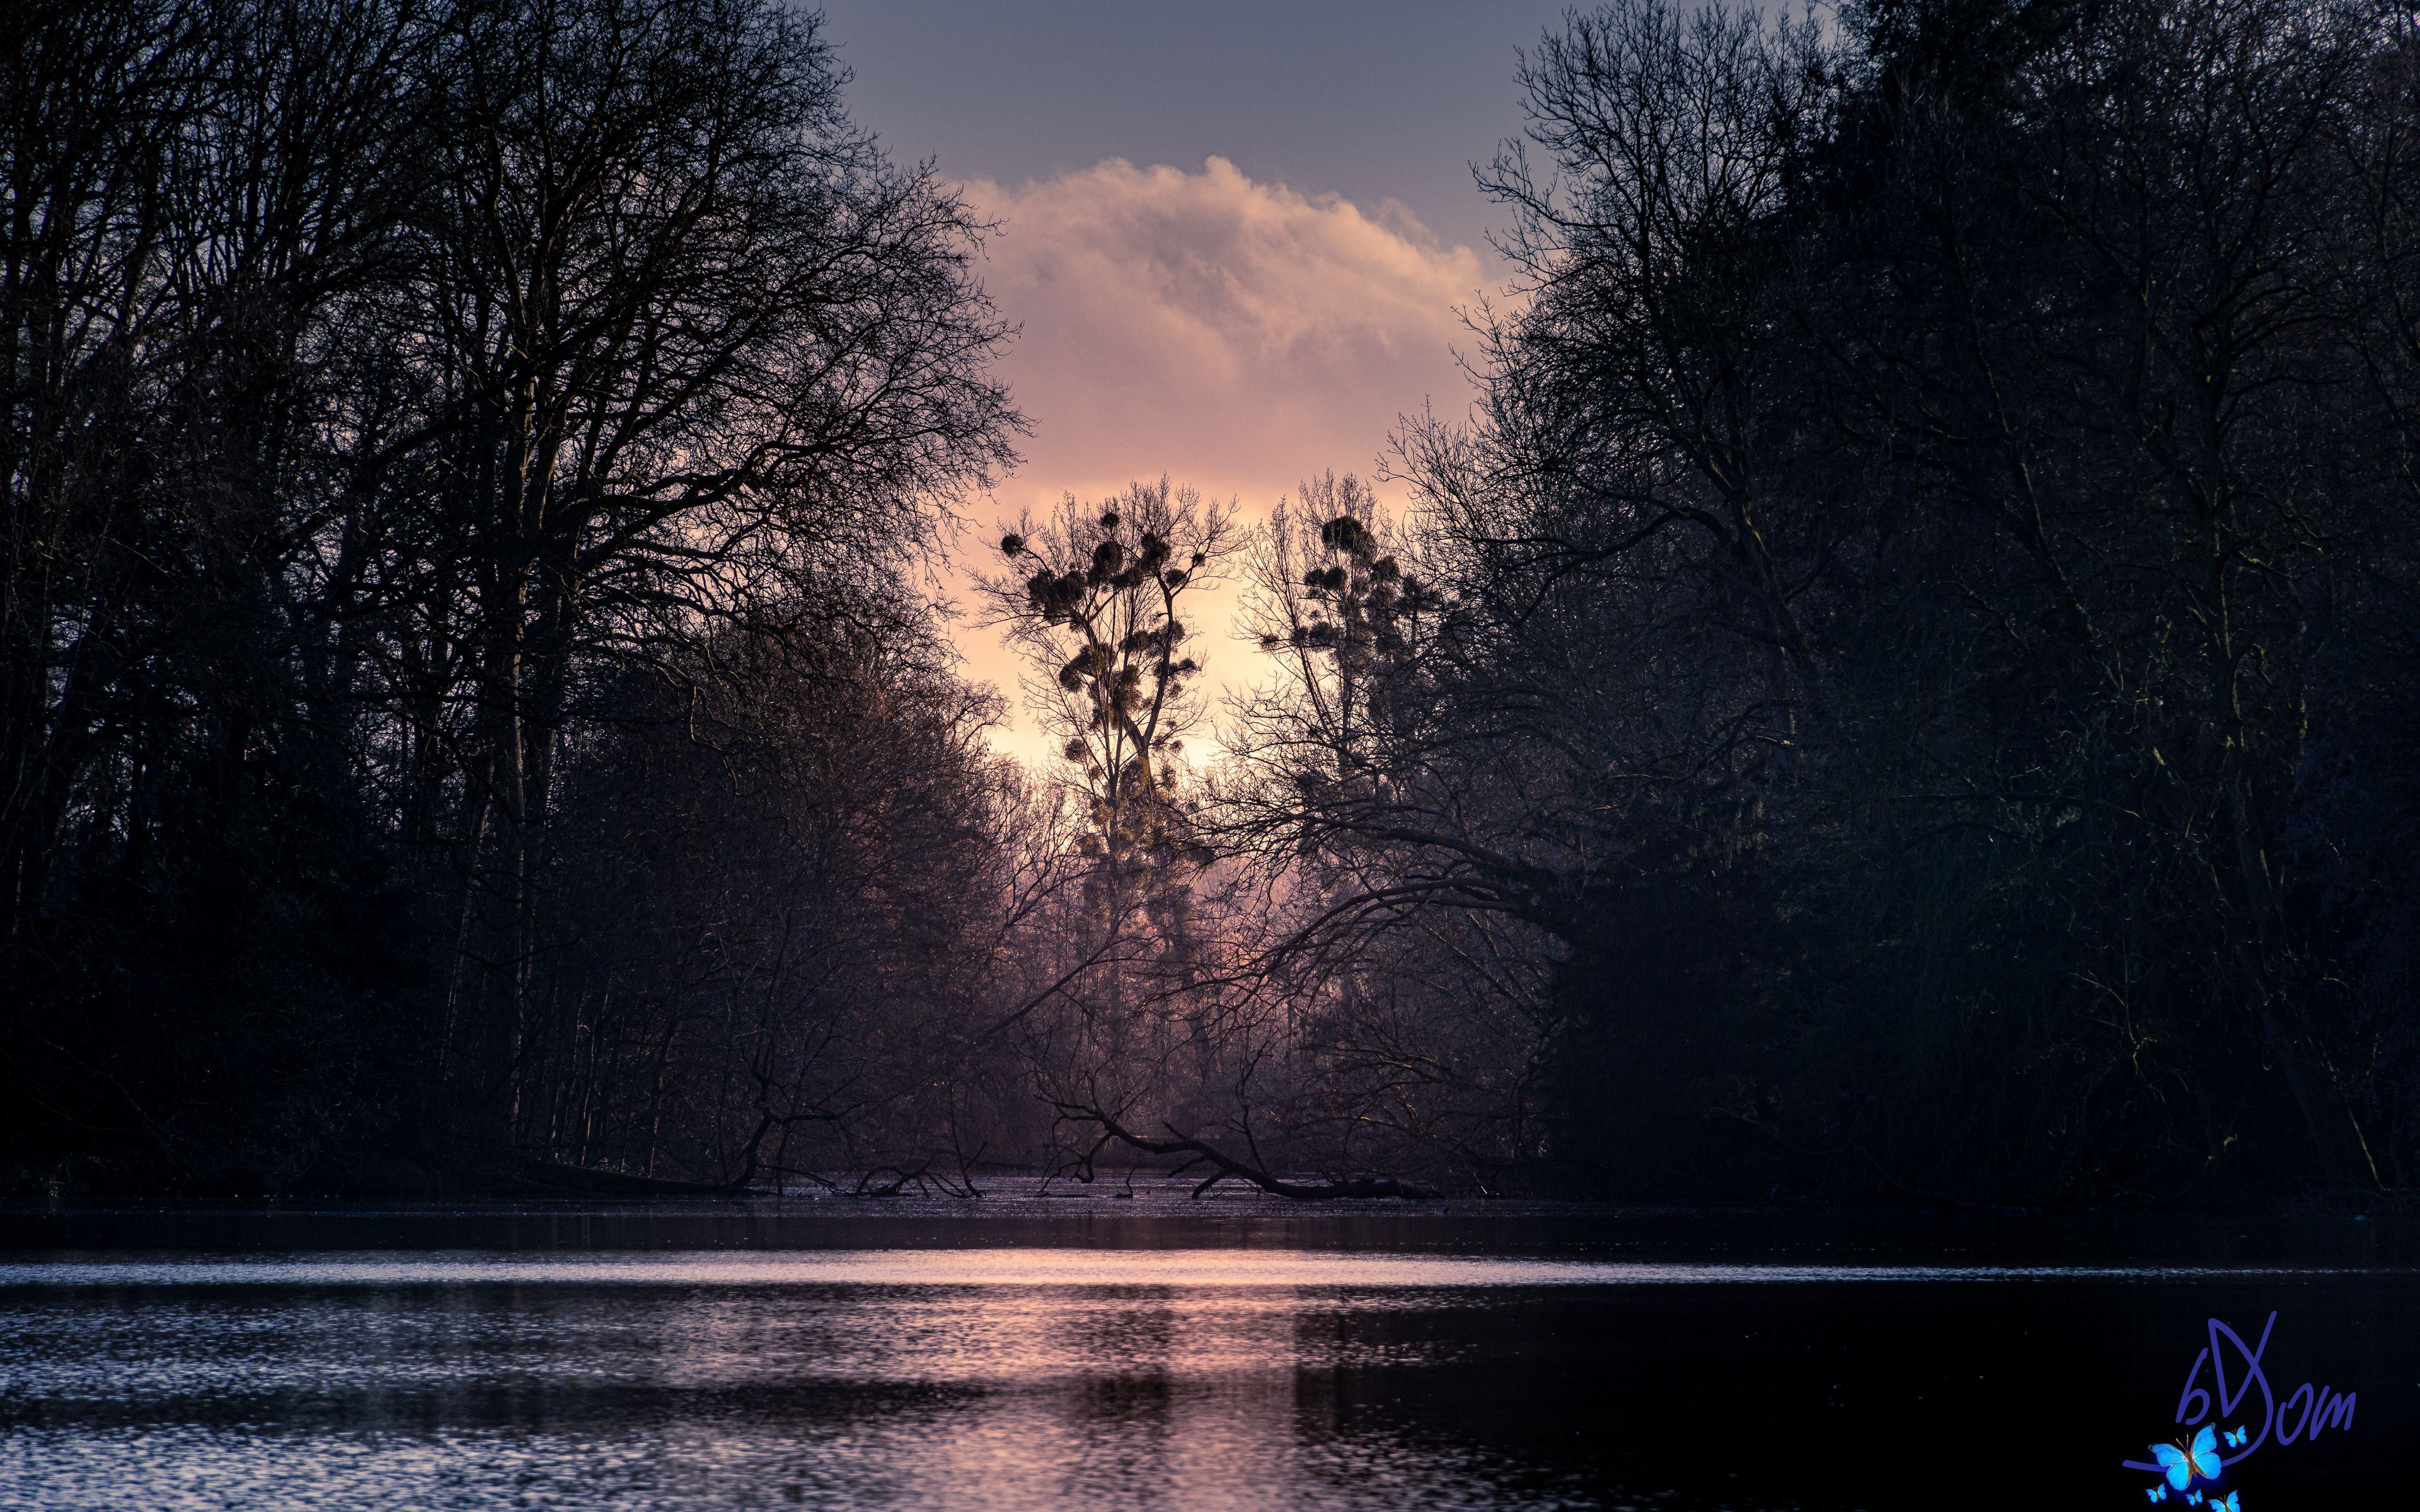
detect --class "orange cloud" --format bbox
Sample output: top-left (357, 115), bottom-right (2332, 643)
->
top-left (948, 157), bottom-right (1485, 765)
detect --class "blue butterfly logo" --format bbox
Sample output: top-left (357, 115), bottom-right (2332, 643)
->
top-left (2186, 1492), bottom-right (2203, 1506)
top-left (2212, 1494), bottom-right (2240, 1512)
top-left (2153, 1425), bottom-right (2224, 1490)
top-left (2222, 1425), bottom-right (2248, 1449)
top-left (2146, 1487), bottom-right (2167, 1503)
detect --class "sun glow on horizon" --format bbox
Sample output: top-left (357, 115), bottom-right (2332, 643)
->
top-left (936, 156), bottom-right (1488, 769)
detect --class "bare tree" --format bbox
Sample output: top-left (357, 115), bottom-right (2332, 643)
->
top-left (0, 0), bottom-right (1025, 1194)
top-left (1218, 0), bottom-right (2420, 1200)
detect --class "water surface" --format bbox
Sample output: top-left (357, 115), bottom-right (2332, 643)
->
top-left (3, 1201), bottom-right (2407, 1510)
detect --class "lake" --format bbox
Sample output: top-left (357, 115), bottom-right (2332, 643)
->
top-left (1, 1194), bottom-right (2409, 1509)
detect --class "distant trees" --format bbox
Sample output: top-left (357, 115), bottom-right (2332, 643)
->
top-left (978, 482), bottom-right (1258, 1184)
top-left (1216, 0), bottom-right (2420, 1200)
top-left (981, 480), bottom-right (1463, 1198)
top-left (993, 481), bottom-right (1229, 914)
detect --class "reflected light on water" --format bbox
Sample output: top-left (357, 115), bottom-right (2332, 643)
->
top-left (1, 1247), bottom-right (2408, 1511)
top-left (1, 1252), bottom-right (1620, 1511)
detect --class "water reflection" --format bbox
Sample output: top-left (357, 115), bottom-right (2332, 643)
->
top-left (0, 1250), bottom-right (2390, 1286)
top-left (0, 1247), bottom-right (2409, 1509)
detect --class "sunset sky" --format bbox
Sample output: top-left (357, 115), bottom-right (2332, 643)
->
top-left (817, 1), bottom-right (1571, 764)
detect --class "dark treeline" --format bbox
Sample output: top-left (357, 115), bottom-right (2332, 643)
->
top-left (8, 0), bottom-right (2419, 1203)
top-left (1, 0), bottom-right (1023, 1192)
top-left (1209, 0), bottom-right (2420, 1203)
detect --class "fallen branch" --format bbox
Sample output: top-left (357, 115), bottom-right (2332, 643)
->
top-left (1055, 1101), bottom-right (1435, 1200)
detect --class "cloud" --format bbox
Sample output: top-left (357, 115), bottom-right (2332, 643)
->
top-left (948, 157), bottom-right (1486, 764)
top-left (968, 155), bottom-right (1483, 507)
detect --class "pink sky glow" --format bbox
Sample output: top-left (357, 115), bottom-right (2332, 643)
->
top-left (942, 156), bottom-right (1489, 768)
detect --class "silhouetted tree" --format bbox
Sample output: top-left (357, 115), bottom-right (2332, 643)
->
top-left (1222, 0), bottom-right (2420, 1201)
top-left (0, 0), bottom-right (1022, 1193)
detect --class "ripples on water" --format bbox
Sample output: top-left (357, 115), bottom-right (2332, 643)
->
top-left (1, 1211), bottom-right (2411, 1511)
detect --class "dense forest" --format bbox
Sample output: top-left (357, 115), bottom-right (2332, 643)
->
top-left (7, 0), bottom-right (2419, 1204)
